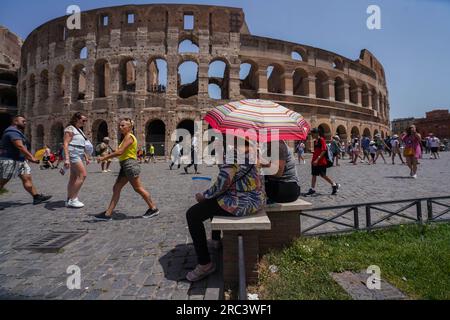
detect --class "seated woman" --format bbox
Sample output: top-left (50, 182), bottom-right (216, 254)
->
top-left (263, 140), bottom-right (301, 203)
top-left (185, 136), bottom-right (265, 282)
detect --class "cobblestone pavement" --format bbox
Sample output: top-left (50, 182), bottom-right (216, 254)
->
top-left (0, 152), bottom-right (449, 300)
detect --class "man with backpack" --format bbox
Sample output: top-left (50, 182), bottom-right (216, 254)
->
top-left (305, 128), bottom-right (340, 196)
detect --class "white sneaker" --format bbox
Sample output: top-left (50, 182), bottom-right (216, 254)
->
top-left (412, 174), bottom-right (417, 179)
top-left (67, 198), bottom-right (85, 208)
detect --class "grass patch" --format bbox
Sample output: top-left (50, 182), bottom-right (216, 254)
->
top-left (0, 188), bottom-right (8, 195)
top-left (257, 223), bottom-right (450, 300)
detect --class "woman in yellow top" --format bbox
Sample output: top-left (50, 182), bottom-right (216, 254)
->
top-left (94, 118), bottom-right (159, 221)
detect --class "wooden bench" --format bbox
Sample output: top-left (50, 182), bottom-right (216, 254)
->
top-left (211, 199), bottom-right (312, 287)
top-left (211, 210), bottom-right (271, 286)
top-left (260, 199), bottom-right (313, 254)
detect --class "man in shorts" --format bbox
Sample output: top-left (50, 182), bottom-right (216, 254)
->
top-left (305, 128), bottom-right (340, 196)
top-left (0, 115), bottom-right (52, 207)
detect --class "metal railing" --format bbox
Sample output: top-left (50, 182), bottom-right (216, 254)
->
top-left (238, 235), bottom-right (247, 301)
top-left (300, 196), bottom-right (450, 237)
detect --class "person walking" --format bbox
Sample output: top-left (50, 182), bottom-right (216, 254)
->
top-left (185, 136), bottom-right (265, 282)
top-left (361, 135), bottom-right (371, 164)
top-left (402, 125), bottom-right (422, 179)
top-left (63, 112), bottom-right (92, 209)
top-left (145, 144), bottom-right (156, 164)
top-left (184, 134), bottom-right (200, 174)
top-left (295, 141), bottom-right (306, 164)
top-left (169, 141), bottom-right (182, 170)
top-left (305, 128), bottom-right (340, 196)
top-left (391, 135), bottom-right (405, 165)
top-left (94, 118), bottom-right (160, 221)
top-left (331, 136), bottom-right (341, 166)
top-left (374, 134), bottom-right (390, 164)
top-left (0, 115), bottom-right (52, 206)
top-left (350, 137), bottom-right (361, 165)
top-left (429, 134), bottom-right (440, 159)
top-left (96, 137), bottom-right (113, 173)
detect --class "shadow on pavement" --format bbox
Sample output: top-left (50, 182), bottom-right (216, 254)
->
top-left (0, 201), bottom-right (28, 211)
top-left (385, 176), bottom-right (413, 179)
top-left (44, 200), bottom-right (66, 211)
top-left (159, 244), bottom-right (197, 283)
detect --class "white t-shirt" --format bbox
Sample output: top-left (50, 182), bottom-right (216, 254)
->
top-left (65, 125), bottom-right (86, 147)
top-left (430, 138), bottom-right (440, 148)
top-left (391, 139), bottom-right (400, 149)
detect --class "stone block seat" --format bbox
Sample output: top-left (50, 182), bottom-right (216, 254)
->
top-left (211, 198), bottom-right (312, 286)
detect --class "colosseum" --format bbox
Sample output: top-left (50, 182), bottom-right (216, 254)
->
top-left (18, 3), bottom-right (390, 156)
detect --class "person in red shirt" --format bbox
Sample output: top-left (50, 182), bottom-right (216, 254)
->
top-left (305, 128), bottom-right (340, 196)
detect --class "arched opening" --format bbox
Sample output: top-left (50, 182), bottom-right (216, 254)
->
top-left (0, 72), bottom-right (17, 85)
top-left (374, 129), bottom-right (379, 137)
top-left (381, 131), bottom-right (385, 139)
top-left (291, 51), bottom-right (304, 61)
top-left (176, 120), bottom-right (195, 146)
top-left (39, 70), bottom-right (49, 102)
top-left (318, 123), bottom-right (332, 142)
top-left (72, 65), bottom-right (86, 101)
top-left (379, 93), bottom-right (383, 117)
top-left (0, 113), bottom-right (12, 137)
top-left (147, 58), bottom-right (167, 93)
top-left (146, 120), bottom-right (166, 156)
top-left (79, 47), bottom-right (88, 60)
top-left (333, 58), bottom-right (344, 70)
top-left (349, 80), bottom-right (358, 104)
top-left (362, 85), bottom-right (369, 108)
top-left (240, 61), bottom-right (258, 96)
top-left (178, 39), bottom-right (199, 54)
top-left (336, 125), bottom-right (347, 141)
top-left (363, 128), bottom-right (371, 138)
top-left (334, 77), bottom-right (345, 102)
top-left (267, 64), bottom-right (285, 94)
top-left (28, 74), bottom-right (36, 108)
top-left (55, 65), bottom-right (65, 98)
top-left (120, 58), bottom-right (137, 92)
top-left (36, 125), bottom-right (44, 150)
top-left (95, 60), bottom-right (110, 98)
top-left (351, 127), bottom-right (360, 138)
top-left (0, 88), bottom-right (17, 108)
top-left (74, 41), bottom-right (88, 60)
top-left (50, 123), bottom-right (64, 151)
top-left (371, 89), bottom-right (379, 111)
top-left (208, 60), bottom-right (229, 100)
top-left (178, 61), bottom-right (199, 99)
top-left (293, 68), bottom-right (309, 96)
top-left (92, 120), bottom-right (109, 147)
top-left (315, 72), bottom-right (329, 99)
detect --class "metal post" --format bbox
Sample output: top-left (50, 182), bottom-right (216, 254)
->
top-left (416, 201), bottom-right (423, 223)
top-left (353, 207), bottom-right (359, 229)
top-left (366, 206), bottom-right (371, 231)
top-left (238, 235), bottom-right (247, 301)
top-left (427, 199), bottom-right (433, 221)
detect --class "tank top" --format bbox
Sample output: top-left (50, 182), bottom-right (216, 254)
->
top-left (118, 133), bottom-right (137, 162)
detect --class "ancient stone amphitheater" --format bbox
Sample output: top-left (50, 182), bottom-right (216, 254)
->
top-left (19, 4), bottom-right (390, 155)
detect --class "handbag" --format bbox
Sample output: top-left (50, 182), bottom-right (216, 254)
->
top-left (403, 147), bottom-right (414, 157)
top-left (74, 126), bottom-right (94, 156)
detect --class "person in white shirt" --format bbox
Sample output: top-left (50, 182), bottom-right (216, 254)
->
top-left (169, 141), bottom-right (182, 170)
top-left (390, 135), bottom-right (405, 165)
top-left (184, 135), bottom-right (200, 174)
top-left (368, 141), bottom-right (377, 165)
top-left (429, 134), bottom-right (440, 159)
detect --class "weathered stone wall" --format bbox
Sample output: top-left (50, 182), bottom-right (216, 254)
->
top-left (18, 4), bottom-right (390, 153)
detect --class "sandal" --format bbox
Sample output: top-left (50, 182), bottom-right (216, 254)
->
top-left (186, 263), bottom-right (216, 282)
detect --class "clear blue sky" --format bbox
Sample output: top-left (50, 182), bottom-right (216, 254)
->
top-left (1, 0), bottom-right (449, 119)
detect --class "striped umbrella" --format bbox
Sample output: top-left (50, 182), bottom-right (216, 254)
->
top-left (204, 99), bottom-right (310, 142)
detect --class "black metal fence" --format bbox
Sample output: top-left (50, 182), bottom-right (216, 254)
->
top-left (300, 196), bottom-right (450, 237)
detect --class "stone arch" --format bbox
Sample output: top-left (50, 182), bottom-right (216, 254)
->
top-left (371, 88), bottom-right (379, 111)
top-left (362, 84), bottom-right (369, 108)
top-left (336, 125), bottom-right (347, 141)
top-left (147, 57), bottom-right (167, 93)
top-left (291, 46), bottom-right (307, 62)
top-left (0, 88), bottom-right (17, 108)
top-left (178, 38), bottom-right (200, 54)
top-left (349, 80), bottom-right (358, 104)
top-left (315, 71), bottom-right (329, 99)
top-left (318, 123), bottom-right (332, 142)
top-left (72, 64), bottom-right (86, 101)
top-left (35, 124), bottom-right (45, 150)
top-left (373, 129), bottom-right (379, 137)
top-left (293, 68), bottom-right (309, 96)
top-left (267, 63), bottom-right (285, 94)
top-left (332, 57), bottom-right (344, 70)
top-left (334, 76), bottom-right (345, 102)
top-left (351, 126), bottom-right (360, 138)
top-left (119, 57), bottom-right (137, 92)
top-left (363, 128), bottom-right (371, 138)
top-left (92, 119), bottom-right (109, 147)
top-left (95, 59), bottom-right (110, 98)
top-left (39, 70), bottom-right (49, 102)
top-left (54, 65), bottom-right (65, 98)
top-left (240, 60), bottom-right (259, 95)
top-left (177, 119), bottom-right (195, 138)
top-left (50, 122), bottom-right (64, 151)
top-left (73, 40), bottom-right (88, 60)
top-left (381, 131), bottom-right (385, 139)
top-left (146, 119), bottom-right (166, 156)
top-left (178, 60), bottom-right (199, 99)
top-left (208, 58), bottom-right (230, 100)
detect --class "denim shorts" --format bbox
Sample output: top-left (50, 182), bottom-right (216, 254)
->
top-left (68, 146), bottom-right (85, 164)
